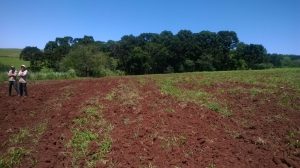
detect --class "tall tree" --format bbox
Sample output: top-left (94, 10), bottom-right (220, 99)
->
top-left (43, 36), bottom-right (74, 70)
top-left (20, 46), bottom-right (44, 71)
top-left (217, 31), bottom-right (239, 70)
top-left (127, 47), bottom-right (151, 74)
top-left (235, 43), bottom-right (267, 69)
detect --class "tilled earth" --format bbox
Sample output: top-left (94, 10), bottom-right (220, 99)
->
top-left (0, 77), bottom-right (299, 168)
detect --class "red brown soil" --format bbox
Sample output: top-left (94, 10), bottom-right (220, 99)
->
top-left (0, 78), bottom-right (299, 168)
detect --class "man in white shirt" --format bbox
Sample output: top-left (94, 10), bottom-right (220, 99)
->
top-left (18, 65), bottom-right (28, 96)
top-left (7, 66), bottom-right (19, 96)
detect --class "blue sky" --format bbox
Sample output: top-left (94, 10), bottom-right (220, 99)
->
top-left (1, 0), bottom-right (299, 54)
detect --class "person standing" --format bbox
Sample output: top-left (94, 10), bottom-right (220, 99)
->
top-left (18, 65), bottom-right (28, 97)
top-left (7, 66), bottom-right (19, 96)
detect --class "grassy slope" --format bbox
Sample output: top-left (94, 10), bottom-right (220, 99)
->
top-left (0, 48), bottom-right (22, 57)
top-left (150, 68), bottom-right (300, 117)
top-left (0, 48), bottom-right (30, 68)
top-left (151, 68), bottom-right (300, 90)
top-left (0, 57), bottom-right (30, 67)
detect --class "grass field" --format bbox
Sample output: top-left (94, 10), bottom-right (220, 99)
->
top-left (0, 48), bottom-right (22, 57)
top-left (0, 48), bottom-right (30, 70)
top-left (0, 57), bottom-right (30, 67)
top-left (0, 69), bottom-right (77, 83)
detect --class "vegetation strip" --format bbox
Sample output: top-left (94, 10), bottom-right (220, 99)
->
top-left (0, 85), bottom-right (73, 167)
top-left (155, 76), bottom-right (232, 117)
top-left (0, 122), bottom-right (48, 168)
top-left (67, 98), bottom-right (113, 167)
top-left (105, 81), bottom-right (140, 106)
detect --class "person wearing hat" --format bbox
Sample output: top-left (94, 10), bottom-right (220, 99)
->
top-left (7, 66), bottom-right (19, 96)
top-left (18, 65), bottom-right (28, 96)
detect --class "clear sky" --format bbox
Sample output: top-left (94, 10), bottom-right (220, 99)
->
top-left (1, 0), bottom-right (299, 54)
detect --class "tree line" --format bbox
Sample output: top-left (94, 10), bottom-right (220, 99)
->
top-left (20, 30), bottom-right (300, 76)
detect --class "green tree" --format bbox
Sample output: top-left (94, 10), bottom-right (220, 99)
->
top-left (281, 57), bottom-right (293, 67)
top-left (43, 36), bottom-right (73, 71)
top-left (73, 35), bottom-right (94, 45)
top-left (144, 42), bottom-right (170, 73)
top-left (127, 47), bottom-right (151, 74)
top-left (217, 31), bottom-right (239, 70)
top-left (20, 46), bottom-right (44, 71)
top-left (60, 44), bottom-right (119, 77)
top-left (235, 43), bottom-right (267, 69)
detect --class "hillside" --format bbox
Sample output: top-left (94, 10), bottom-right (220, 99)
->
top-left (0, 68), bottom-right (299, 168)
top-left (0, 48), bottom-right (30, 69)
top-left (0, 48), bottom-right (22, 57)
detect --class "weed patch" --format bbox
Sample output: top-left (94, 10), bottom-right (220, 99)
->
top-left (0, 147), bottom-right (30, 168)
top-left (286, 130), bottom-right (300, 148)
top-left (207, 102), bottom-right (232, 117)
top-left (161, 135), bottom-right (187, 149)
top-left (68, 99), bottom-right (113, 167)
top-left (206, 163), bottom-right (216, 168)
top-left (32, 122), bottom-right (48, 144)
top-left (155, 76), bottom-right (232, 117)
top-left (279, 92), bottom-right (300, 110)
top-left (105, 82), bottom-right (140, 106)
top-left (9, 128), bottom-right (31, 145)
top-left (1, 122), bottom-right (48, 167)
top-left (164, 107), bottom-right (175, 113)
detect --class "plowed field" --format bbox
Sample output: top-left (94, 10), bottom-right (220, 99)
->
top-left (1, 69), bottom-right (300, 168)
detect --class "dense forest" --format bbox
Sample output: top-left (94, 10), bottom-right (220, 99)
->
top-left (19, 30), bottom-right (300, 76)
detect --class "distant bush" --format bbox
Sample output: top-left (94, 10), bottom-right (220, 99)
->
top-left (60, 44), bottom-right (124, 77)
top-left (0, 63), bottom-right (10, 72)
top-left (0, 72), bottom-right (7, 82)
top-left (28, 68), bottom-right (77, 80)
top-left (93, 68), bottom-right (125, 77)
top-left (253, 63), bottom-right (274, 70)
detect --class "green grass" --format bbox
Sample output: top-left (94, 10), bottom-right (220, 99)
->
top-left (155, 75), bottom-right (232, 117)
top-left (70, 129), bottom-right (98, 154)
top-left (0, 57), bottom-right (30, 68)
top-left (105, 90), bottom-right (116, 101)
top-left (27, 68), bottom-right (77, 81)
top-left (287, 130), bottom-right (300, 148)
top-left (32, 122), bottom-right (48, 144)
top-left (153, 68), bottom-right (300, 115)
top-left (1, 122), bottom-right (48, 167)
top-left (68, 99), bottom-right (113, 167)
top-left (0, 69), bottom-right (77, 83)
top-left (197, 68), bottom-right (300, 91)
top-left (83, 106), bottom-right (100, 116)
top-left (105, 82), bottom-right (140, 106)
top-left (207, 102), bottom-right (232, 117)
top-left (9, 128), bottom-right (31, 145)
top-left (0, 48), bottom-right (22, 57)
top-left (0, 147), bottom-right (30, 168)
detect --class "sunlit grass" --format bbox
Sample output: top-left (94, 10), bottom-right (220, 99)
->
top-left (9, 128), bottom-right (31, 145)
top-left (155, 75), bottom-right (232, 117)
top-left (0, 147), bottom-right (30, 168)
top-left (68, 99), bottom-right (113, 167)
top-left (0, 57), bottom-right (29, 67)
top-left (0, 48), bottom-right (22, 57)
top-left (153, 68), bottom-right (300, 115)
